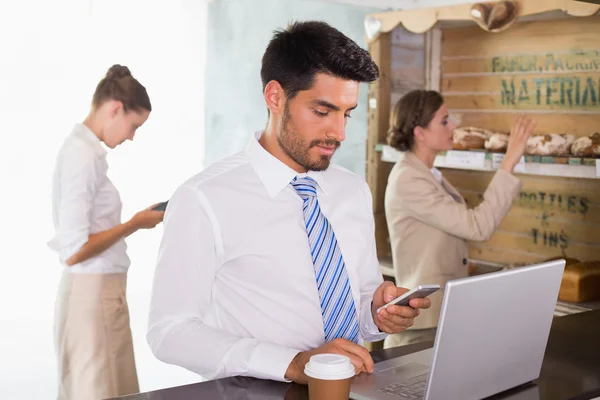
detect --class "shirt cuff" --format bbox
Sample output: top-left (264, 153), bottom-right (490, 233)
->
top-left (360, 299), bottom-right (388, 343)
top-left (49, 229), bottom-right (90, 263)
top-left (247, 342), bottom-right (302, 382)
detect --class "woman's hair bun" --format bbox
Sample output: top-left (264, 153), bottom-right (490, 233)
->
top-left (106, 64), bottom-right (131, 80)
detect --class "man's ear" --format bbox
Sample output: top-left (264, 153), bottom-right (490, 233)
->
top-left (264, 80), bottom-right (285, 116)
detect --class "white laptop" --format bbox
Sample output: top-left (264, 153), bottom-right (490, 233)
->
top-left (351, 260), bottom-right (565, 400)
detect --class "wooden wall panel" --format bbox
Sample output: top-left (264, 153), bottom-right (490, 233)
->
top-left (368, 26), bottom-right (426, 261)
top-left (442, 17), bottom-right (600, 58)
top-left (441, 16), bottom-right (600, 136)
top-left (437, 16), bottom-right (600, 265)
top-left (445, 169), bottom-right (600, 264)
top-left (367, 31), bottom-right (392, 261)
top-left (444, 93), bottom-right (600, 113)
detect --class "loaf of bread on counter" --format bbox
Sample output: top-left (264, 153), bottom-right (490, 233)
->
top-left (558, 261), bottom-right (600, 303)
top-left (453, 127), bottom-right (492, 150)
top-left (485, 133), bottom-right (509, 152)
top-left (544, 256), bottom-right (580, 266)
top-left (526, 134), bottom-right (575, 156)
top-left (571, 133), bottom-right (600, 157)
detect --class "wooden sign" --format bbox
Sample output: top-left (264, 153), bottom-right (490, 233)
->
top-left (442, 16), bottom-right (600, 133)
top-left (492, 51), bottom-right (600, 111)
top-left (444, 169), bottom-right (600, 265)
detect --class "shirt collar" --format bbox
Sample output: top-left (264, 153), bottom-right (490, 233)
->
top-left (430, 167), bottom-right (443, 184)
top-left (72, 123), bottom-right (107, 157)
top-left (245, 131), bottom-right (328, 198)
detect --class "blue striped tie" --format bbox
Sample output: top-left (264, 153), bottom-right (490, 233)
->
top-left (291, 176), bottom-right (360, 344)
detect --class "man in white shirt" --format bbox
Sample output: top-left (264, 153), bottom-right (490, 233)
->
top-left (147, 21), bottom-right (431, 385)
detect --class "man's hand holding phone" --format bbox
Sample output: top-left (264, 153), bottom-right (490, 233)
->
top-left (371, 282), bottom-right (437, 334)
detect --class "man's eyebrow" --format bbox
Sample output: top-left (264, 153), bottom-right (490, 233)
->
top-left (311, 99), bottom-right (358, 112)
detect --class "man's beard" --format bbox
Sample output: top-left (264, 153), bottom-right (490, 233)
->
top-left (276, 103), bottom-right (340, 171)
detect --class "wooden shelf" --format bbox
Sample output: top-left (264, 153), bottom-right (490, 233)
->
top-left (378, 144), bottom-right (600, 180)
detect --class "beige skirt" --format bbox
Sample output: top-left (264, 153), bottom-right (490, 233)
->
top-left (54, 271), bottom-right (139, 400)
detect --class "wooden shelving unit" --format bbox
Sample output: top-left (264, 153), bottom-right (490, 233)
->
top-left (365, 0), bottom-right (600, 269)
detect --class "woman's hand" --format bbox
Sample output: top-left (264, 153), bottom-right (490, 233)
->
top-left (130, 204), bottom-right (165, 230)
top-left (500, 115), bottom-right (536, 173)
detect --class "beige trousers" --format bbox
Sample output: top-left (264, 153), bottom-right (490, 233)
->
top-left (384, 328), bottom-right (438, 349)
top-left (54, 271), bottom-right (139, 400)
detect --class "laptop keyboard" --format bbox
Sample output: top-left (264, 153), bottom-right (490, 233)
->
top-left (378, 372), bottom-right (428, 399)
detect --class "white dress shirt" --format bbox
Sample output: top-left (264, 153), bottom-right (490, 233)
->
top-left (147, 131), bottom-right (387, 382)
top-left (48, 123), bottom-right (130, 273)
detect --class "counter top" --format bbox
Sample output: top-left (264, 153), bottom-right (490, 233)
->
top-left (114, 310), bottom-right (600, 400)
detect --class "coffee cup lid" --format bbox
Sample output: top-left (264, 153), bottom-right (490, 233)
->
top-left (304, 354), bottom-right (355, 380)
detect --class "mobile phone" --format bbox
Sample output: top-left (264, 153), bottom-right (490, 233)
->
top-left (152, 201), bottom-right (169, 211)
top-left (377, 284), bottom-right (440, 313)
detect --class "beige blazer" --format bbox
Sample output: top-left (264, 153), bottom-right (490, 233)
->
top-left (384, 152), bottom-right (522, 330)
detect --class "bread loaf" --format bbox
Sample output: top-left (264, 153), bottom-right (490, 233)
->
top-left (525, 133), bottom-right (574, 156)
top-left (544, 256), bottom-right (580, 267)
top-left (558, 261), bottom-right (600, 303)
top-left (485, 133), bottom-right (509, 152)
top-left (453, 127), bottom-right (492, 150)
top-left (571, 133), bottom-right (600, 157)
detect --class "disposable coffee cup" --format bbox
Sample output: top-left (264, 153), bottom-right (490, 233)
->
top-left (304, 354), bottom-right (354, 400)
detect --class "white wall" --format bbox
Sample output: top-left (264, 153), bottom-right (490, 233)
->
top-left (205, 0), bottom-right (378, 176)
top-left (0, 0), bottom-right (207, 397)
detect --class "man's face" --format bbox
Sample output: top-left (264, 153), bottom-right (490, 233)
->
top-left (277, 73), bottom-right (359, 171)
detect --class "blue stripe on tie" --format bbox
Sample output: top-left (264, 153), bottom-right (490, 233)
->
top-left (309, 206), bottom-right (322, 230)
top-left (324, 280), bottom-right (351, 333)
top-left (332, 299), bottom-right (355, 339)
top-left (320, 256), bottom-right (343, 307)
top-left (317, 238), bottom-right (339, 287)
top-left (322, 265), bottom-right (347, 333)
top-left (291, 176), bottom-right (359, 344)
top-left (332, 306), bottom-right (353, 340)
top-left (323, 280), bottom-right (344, 331)
top-left (316, 235), bottom-right (336, 284)
top-left (316, 236), bottom-right (338, 284)
top-left (306, 204), bottom-right (319, 233)
top-left (312, 222), bottom-right (329, 264)
top-left (348, 322), bottom-right (360, 343)
top-left (309, 212), bottom-right (327, 247)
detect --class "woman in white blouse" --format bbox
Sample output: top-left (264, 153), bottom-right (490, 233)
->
top-left (49, 65), bottom-right (164, 400)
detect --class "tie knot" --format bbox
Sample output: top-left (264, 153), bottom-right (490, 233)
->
top-left (291, 176), bottom-right (317, 200)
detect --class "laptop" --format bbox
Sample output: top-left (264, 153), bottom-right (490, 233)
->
top-left (351, 260), bottom-right (565, 400)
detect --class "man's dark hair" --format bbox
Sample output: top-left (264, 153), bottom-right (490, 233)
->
top-left (261, 21), bottom-right (379, 101)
